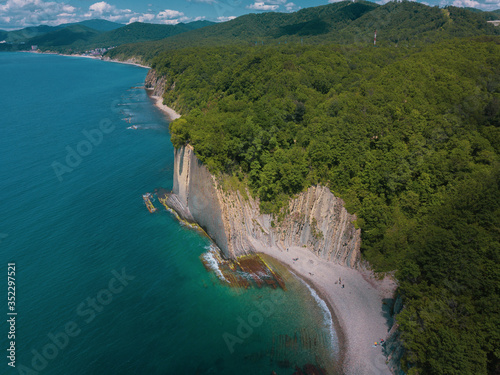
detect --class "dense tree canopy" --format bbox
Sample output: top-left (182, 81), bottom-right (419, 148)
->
top-left (152, 37), bottom-right (500, 374)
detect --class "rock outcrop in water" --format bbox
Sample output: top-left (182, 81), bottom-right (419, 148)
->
top-left (169, 144), bottom-right (361, 267)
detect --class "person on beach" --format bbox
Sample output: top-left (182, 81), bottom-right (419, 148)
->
top-left (342, 284), bottom-right (344, 288)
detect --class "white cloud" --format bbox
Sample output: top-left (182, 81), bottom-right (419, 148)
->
top-left (285, 2), bottom-right (299, 11)
top-left (128, 13), bottom-right (155, 23)
top-left (157, 9), bottom-right (185, 19)
top-left (449, 0), bottom-right (500, 8)
top-left (452, 0), bottom-right (480, 7)
top-left (89, 2), bottom-right (113, 14)
top-left (0, 0), bottom-right (204, 29)
top-left (246, 2), bottom-right (278, 10)
top-left (247, 0), bottom-right (290, 11)
top-left (84, 1), bottom-right (133, 23)
top-left (154, 9), bottom-right (191, 24)
top-left (217, 15), bottom-right (236, 22)
top-left (0, 0), bottom-right (78, 28)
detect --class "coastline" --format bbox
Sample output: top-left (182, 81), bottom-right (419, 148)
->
top-left (146, 90), bottom-right (181, 122)
top-left (254, 243), bottom-right (396, 375)
top-left (23, 50), bottom-right (152, 69)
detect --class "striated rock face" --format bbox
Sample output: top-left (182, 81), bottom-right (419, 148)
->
top-left (171, 144), bottom-right (361, 267)
top-left (145, 69), bottom-right (166, 97)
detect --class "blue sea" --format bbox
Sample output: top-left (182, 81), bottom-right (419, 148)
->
top-left (0, 52), bottom-right (339, 375)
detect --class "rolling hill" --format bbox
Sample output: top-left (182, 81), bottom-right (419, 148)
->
top-left (28, 24), bottom-right (100, 47)
top-left (0, 19), bottom-right (121, 44)
top-left (64, 19), bottom-right (123, 32)
top-left (107, 1), bottom-right (500, 62)
top-left (4, 25), bottom-right (61, 43)
top-left (85, 20), bottom-right (214, 49)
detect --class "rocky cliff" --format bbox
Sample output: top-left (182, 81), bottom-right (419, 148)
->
top-left (145, 69), bottom-right (166, 97)
top-left (169, 144), bottom-right (361, 267)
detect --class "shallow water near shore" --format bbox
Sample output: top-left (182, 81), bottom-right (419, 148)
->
top-left (0, 52), bottom-right (339, 374)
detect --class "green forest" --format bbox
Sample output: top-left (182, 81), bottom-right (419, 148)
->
top-left (106, 2), bottom-right (500, 374)
top-left (157, 38), bottom-right (500, 375)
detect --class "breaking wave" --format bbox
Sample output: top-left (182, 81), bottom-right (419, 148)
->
top-left (202, 244), bottom-right (229, 283)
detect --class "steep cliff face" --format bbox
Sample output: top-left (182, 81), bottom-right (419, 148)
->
top-left (171, 144), bottom-right (361, 267)
top-left (145, 69), bottom-right (166, 97)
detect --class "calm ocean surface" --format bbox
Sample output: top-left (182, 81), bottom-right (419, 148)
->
top-left (0, 52), bottom-right (338, 375)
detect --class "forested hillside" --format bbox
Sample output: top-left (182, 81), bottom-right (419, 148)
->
top-left (107, 1), bottom-right (499, 61)
top-left (149, 35), bottom-right (500, 374)
top-left (28, 24), bottom-right (101, 48)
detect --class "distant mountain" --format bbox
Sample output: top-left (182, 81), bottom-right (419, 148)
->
top-left (28, 24), bottom-right (100, 47)
top-left (0, 20), bottom-right (215, 53)
top-left (0, 19), bottom-right (122, 44)
top-left (0, 19), bottom-right (215, 51)
top-left (64, 19), bottom-right (123, 32)
top-left (4, 25), bottom-right (61, 43)
top-left (87, 21), bottom-right (215, 48)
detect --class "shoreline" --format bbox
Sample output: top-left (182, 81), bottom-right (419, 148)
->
top-left (254, 243), bottom-right (396, 375)
top-left (23, 50), bottom-right (152, 69)
top-left (146, 89), bottom-right (181, 122)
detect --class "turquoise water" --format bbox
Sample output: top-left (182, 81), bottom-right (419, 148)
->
top-left (0, 52), bottom-right (339, 375)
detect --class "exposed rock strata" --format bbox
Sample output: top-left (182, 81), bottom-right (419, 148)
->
top-left (170, 144), bottom-right (361, 267)
top-left (145, 69), bottom-right (166, 97)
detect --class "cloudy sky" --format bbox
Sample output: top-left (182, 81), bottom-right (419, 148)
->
top-left (0, 0), bottom-right (498, 30)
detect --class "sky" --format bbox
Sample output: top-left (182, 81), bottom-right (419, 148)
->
top-left (0, 0), bottom-right (499, 31)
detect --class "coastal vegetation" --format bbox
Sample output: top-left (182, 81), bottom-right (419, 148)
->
top-left (111, 1), bottom-right (500, 373)
top-left (152, 37), bottom-right (500, 375)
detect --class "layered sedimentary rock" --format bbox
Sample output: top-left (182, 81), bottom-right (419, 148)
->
top-left (145, 69), bottom-right (166, 97)
top-left (170, 144), bottom-right (361, 267)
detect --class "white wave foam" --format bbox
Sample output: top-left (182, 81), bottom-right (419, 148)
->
top-left (202, 245), bottom-right (229, 283)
